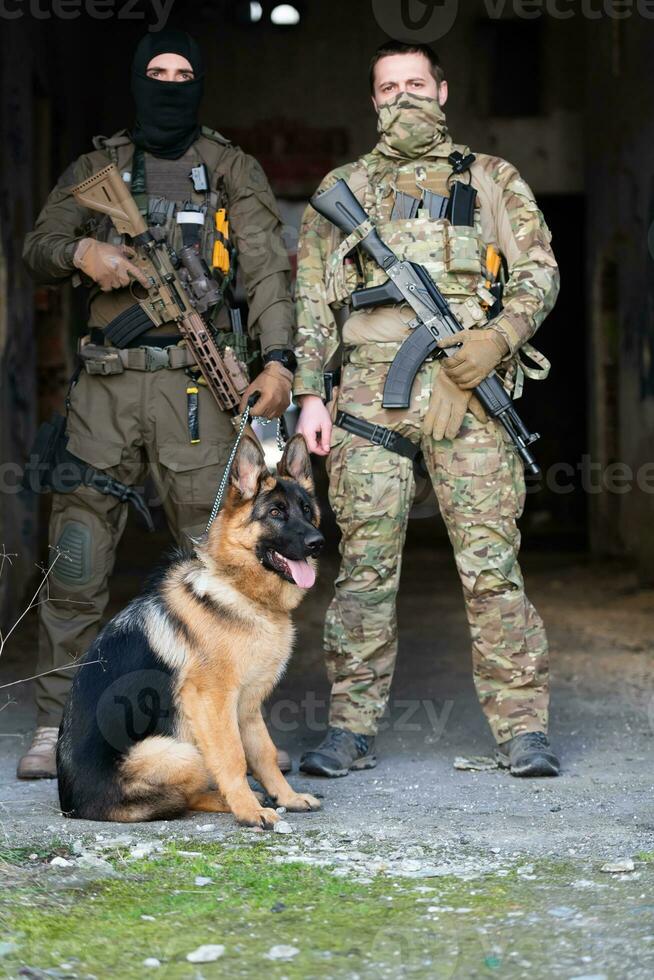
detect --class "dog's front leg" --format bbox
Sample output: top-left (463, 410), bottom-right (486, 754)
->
top-left (239, 707), bottom-right (321, 814)
top-left (180, 681), bottom-right (280, 829)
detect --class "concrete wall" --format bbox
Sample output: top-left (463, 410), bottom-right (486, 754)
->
top-left (0, 18), bottom-right (94, 628)
top-left (585, 16), bottom-right (654, 582)
top-left (0, 22), bottom-right (38, 627)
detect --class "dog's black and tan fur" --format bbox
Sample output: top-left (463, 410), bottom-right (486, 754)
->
top-left (57, 434), bottom-right (324, 828)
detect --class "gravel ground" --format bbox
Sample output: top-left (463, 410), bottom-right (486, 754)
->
top-left (1, 522), bottom-right (653, 977)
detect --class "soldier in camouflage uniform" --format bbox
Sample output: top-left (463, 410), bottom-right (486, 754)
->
top-left (296, 41), bottom-right (561, 778)
top-left (18, 30), bottom-right (297, 779)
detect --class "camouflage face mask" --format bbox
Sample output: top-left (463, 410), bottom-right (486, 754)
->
top-left (376, 92), bottom-right (450, 159)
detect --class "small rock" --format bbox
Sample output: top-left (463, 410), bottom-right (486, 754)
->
top-left (50, 856), bottom-right (72, 867)
top-left (186, 944), bottom-right (225, 963)
top-left (129, 841), bottom-right (163, 859)
top-left (271, 901), bottom-right (286, 912)
top-left (76, 853), bottom-right (114, 873)
top-left (266, 944), bottom-right (299, 961)
top-left (196, 824), bottom-right (216, 832)
top-left (97, 834), bottom-right (133, 849)
top-left (195, 876), bottom-right (213, 887)
top-left (273, 820), bottom-right (293, 835)
top-left (141, 915), bottom-right (156, 921)
top-left (547, 906), bottom-right (575, 919)
top-left (276, 806), bottom-right (287, 815)
top-left (143, 958), bottom-right (161, 968)
top-left (600, 859), bottom-right (635, 874)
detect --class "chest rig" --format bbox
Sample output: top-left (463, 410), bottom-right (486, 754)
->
top-left (90, 132), bottom-right (236, 328)
top-left (327, 148), bottom-right (496, 333)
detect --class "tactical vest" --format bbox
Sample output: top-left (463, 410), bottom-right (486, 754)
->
top-left (326, 147), bottom-right (490, 329)
top-left (326, 147), bottom-right (550, 397)
top-left (86, 127), bottom-right (233, 296)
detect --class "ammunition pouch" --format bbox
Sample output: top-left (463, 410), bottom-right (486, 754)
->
top-left (23, 413), bottom-right (154, 531)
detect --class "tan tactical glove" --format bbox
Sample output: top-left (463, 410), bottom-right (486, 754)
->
top-left (239, 361), bottom-right (293, 420)
top-left (72, 238), bottom-right (149, 292)
top-left (438, 328), bottom-right (509, 389)
top-left (424, 369), bottom-right (488, 442)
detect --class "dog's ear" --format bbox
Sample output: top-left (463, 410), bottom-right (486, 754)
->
top-left (230, 434), bottom-right (267, 500)
top-left (278, 434), bottom-right (314, 491)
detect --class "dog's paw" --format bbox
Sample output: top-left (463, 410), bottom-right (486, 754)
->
top-left (235, 806), bottom-right (280, 830)
top-left (281, 793), bottom-right (322, 813)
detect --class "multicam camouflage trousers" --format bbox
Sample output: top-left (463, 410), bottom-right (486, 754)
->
top-left (325, 343), bottom-right (549, 745)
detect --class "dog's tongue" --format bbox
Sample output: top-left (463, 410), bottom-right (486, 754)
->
top-left (285, 558), bottom-right (316, 589)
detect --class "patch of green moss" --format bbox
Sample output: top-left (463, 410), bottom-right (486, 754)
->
top-left (0, 842), bottom-right (651, 979)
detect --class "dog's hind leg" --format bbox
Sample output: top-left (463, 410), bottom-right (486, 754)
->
top-left (111, 736), bottom-right (210, 822)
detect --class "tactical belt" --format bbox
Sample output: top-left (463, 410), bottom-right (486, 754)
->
top-left (79, 342), bottom-right (197, 375)
top-left (335, 410), bottom-right (427, 479)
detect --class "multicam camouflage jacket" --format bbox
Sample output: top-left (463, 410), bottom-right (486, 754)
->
top-left (294, 135), bottom-right (560, 400)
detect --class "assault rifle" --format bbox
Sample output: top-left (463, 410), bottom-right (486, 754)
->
top-left (72, 164), bottom-right (249, 415)
top-left (311, 179), bottom-right (541, 476)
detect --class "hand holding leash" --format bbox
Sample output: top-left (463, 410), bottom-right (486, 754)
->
top-left (239, 362), bottom-right (293, 419)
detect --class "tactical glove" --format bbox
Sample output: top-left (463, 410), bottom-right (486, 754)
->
top-left (424, 368), bottom-right (488, 442)
top-left (240, 361), bottom-right (293, 420)
top-left (438, 328), bottom-right (509, 389)
top-left (72, 239), bottom-right (149, 292)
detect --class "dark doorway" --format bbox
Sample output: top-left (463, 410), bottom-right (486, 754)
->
top-left (519, 193), bottom-right (588, 549)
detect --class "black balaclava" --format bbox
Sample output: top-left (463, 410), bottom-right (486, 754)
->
top-left (131, 29), bottom-right (204, 160)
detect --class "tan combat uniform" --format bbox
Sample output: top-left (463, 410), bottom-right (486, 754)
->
top-left (294, 112), bottom-right (559, 744)
top-left (23, 127), bottom-right (293, 726)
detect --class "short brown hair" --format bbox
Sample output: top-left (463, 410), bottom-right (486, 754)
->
top-left (369, 40), bottom-right (445, 94)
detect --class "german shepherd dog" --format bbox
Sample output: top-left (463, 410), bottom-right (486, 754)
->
top-left (57, 433), bottom-right (324, 828)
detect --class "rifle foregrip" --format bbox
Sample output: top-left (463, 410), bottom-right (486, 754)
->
top-left (382, 325), bottom-right (439, 409)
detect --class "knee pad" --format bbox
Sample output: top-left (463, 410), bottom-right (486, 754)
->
top-left (51, 521), bottom-right (92, 586)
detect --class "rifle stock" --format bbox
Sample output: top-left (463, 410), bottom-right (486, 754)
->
top-left (73, 164), bottom-right (148, 238)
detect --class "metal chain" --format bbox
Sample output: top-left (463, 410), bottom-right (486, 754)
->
top-left (257, 416), bottom-right (285, 451)
top-left (204, 413), bottom-right (286, 534)
top-left (205, 407), bottom-right (251, 533)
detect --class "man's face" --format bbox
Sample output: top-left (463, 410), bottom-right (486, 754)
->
top-left (146, 53), bottom-right (194, 82)
top-left (371, 52), bottom-right (448, 110)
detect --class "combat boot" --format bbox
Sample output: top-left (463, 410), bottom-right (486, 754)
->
top-left (496, 732), bottom-right (560, 777)
top-left (299, 726), bottom-right (376, 777)
top-left (17, 727), bottom-right (59, 779)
